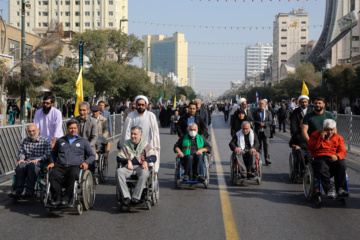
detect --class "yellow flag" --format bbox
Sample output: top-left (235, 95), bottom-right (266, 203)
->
top-left (74, 67), bottom-right (84, 116)
top-left (180, 94), bottom-right (185, 100)
top-left (186, 99), bottom-right (189, 105)
top-left (173, 95), bottom-right (176, 108)
top-left (301, 81), bottom-right (309, 96)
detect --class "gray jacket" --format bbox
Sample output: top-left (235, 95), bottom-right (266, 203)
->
top-left (74, 115), bottom-right (98, 151)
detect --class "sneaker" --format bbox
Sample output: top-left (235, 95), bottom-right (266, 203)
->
top-left (327, 189), bottom-right (336, 199)
top-left (338, 188), bottom-right (349, 197)
top-left (182, 175), bottom-right (190, 181)
top-left (197, 175), bottom-right (205, 182)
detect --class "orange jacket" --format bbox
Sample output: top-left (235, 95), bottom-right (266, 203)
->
top-left (307, 131), bottom-right (346, 160)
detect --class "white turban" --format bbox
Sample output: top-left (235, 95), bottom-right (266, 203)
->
top-left (237, 98), bottom-right (246, 105)
top-left (263, 99), bottom-right (268, 102)
top-left (135, 95), bottom-right (149, 105)
top-left (298, 95), bottom-right (309, 102)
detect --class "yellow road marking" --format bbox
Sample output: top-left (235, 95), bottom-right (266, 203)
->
top-left (211, 127), bottom-right (240, 240)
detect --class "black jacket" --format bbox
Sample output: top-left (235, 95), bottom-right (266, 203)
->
top-left (252, 109), bottom-right (272, 137)
top-left (230, 110), bottom-right (248, 137)
top-left (290, 107), bottom-right (311, 135)
top-left (177, 113), bottom-right (208, 138)
top-left (229, 131), bottom-right (260, 152)
top-left (50, 135), bottom-right (95, 166)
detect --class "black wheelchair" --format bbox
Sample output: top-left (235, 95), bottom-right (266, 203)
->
top-left (174, 153), bottom-right (211, 189)
top-left (289, 148), bottom-right (307, 183)
top-left (230, 151), bottom-right (262, 185)
top-left (303, 156), bottom-right (349, 206)
top-left (9, 164), bottom-right (48, 203)
top-left (116, 162), bottom-right (159, 211)
top-left (94, 144), bottom-right (108, 183)
top-left (44, 169), bottom-right (96, 215)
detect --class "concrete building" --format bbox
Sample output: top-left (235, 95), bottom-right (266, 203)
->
top-left (142, 32), bottom-right (188, 87)
top-left (245, 43), bottom-right (273, 79)
top-left (272, 9), bottom-right (309, 83)
top-left (187, 66), bottom-right (195, 90)
top-left (8, 0), bottom-right (128, 37)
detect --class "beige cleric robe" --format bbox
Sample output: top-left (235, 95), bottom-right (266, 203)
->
top-left (120, 110), bottom-right (161, 172)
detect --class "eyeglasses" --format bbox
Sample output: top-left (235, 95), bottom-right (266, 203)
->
top-left (43, 102), bottom-right (51, 105)
top-left (137, 104), bottom-right (145, 107)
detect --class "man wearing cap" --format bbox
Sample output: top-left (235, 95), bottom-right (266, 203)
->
top-left (120, 95), bottom-right (161, 172)
top-left (91, 105), bottom-right (109, 139)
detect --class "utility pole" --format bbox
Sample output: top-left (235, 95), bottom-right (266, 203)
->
top-left (20, 0), bottom-right (26, 121)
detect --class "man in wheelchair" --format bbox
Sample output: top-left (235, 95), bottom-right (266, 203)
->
top-left (229, 121), bottom-right (260, 178)
top-left (307, 119), bottom-right (348, 199)
top-left (116, 126), bottom-right (157, 207)
top-left (46, 119), bottom-right (95, 206)
top-left (12, 124), bottom-right (51, 197)
top-left (173, 123), bottom-right (211, 182)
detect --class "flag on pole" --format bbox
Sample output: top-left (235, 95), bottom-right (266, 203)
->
top-left (158, 92), bottom-right (163, 106)
top-left (301, 81), bottom-right (309, 96)
top-left (256, 92), bottom-right (259, 104)
top-left (74, 66), bottom-right (83, 116)
top-left (173, 95), bottom-right (176, 108)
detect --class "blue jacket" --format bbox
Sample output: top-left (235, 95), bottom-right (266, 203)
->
top-left (50, 135), bottom-right (95, 166)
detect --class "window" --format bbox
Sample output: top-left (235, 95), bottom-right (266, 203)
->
top-left (98, 1), bottom-right (100, 4)
top-left (301, 37), bottom-right (306, 39)
top-left (38, 23), bottom-right (41, 27)
top-left (351, 0), bottom-right (355, 11)
top-left (17, 1), bottom-right (20, 5)
top-left (38, 1), bottom-right (41, 5)
top-left (27, 12), bottom-right (29, 16)
top-left (65, 12), bottom-right (70, 16)
top-left (43, 1), bottom-right (48, 5)
top-left (109, 11), bottom-right (113, 16)
top-left (97, 22), bottom-right (100, 27)
top-left (353, 47), bottom-right (360, 53)
top-left (109, 22), bottom-right (113, 27)
top-left (109, 1), bottom-right (113, 4)
top-left (85, 22), bottom-right (90, 27)
top-left (281, 44), bottom-right (287, 47)
top-left (301, 29), bottom-right (306, 32)
top-left (281, 60), bottom-right (287, 63)
top-left (8, 39), bottom-right (20, 59)
top-left (301, 21), bottom-right (307, 24)
top-left (27, 22), bottom-right (30, 27)
top-left (281, 29), bottom-right (287, 32)
top-left (65, 22), bottom-right (70, 27)
top-left (39, 12), bottom-right (41, 16)
top-left (17, 22), bottom-right (20, 27)
top-left (301, 44), bottom-right (306, 48)
top-left (281, 52), bottom-right (287, 55)
top-left (85, 1), bottom-right (90, 5)
top-left (65, 1), bottom-right (70, 5)
top-left (75, 1), bottom-right (80, 5)
top-left (75, 22), bottom-right (80, 27)
top-left (17, 12), bottom-right (20, 16)
top-left (43, 22), bottom-right (48, 27)
top-left (281, 37), bottom-right (287, 40)
top-left (97, 11), bottom-right (100, 16)
top-left (352, 36), bottom-right (359, 41)
top-left (55, 11), bottom-right (58, 16)
top-left (85, 11), bottom-right (90, 16)
top-left (38, 34), bottom-right (41, 37)
top-left (56, 1), bottom-right (58, 5)
top-left (75, 12), bottom-right (80, 16)
top-left (43, 12), bottom-right (48, 16)
top-left (282, 22), bottom-right (286, 24)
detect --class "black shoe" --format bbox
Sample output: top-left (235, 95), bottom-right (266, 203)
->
top-left (123, 198), bottom-right (131, 207)
top-left (131, 198), bottom-right (140, 205)
top-left (265, 160), bottom-right (272, 165)
top-left (182, 175), bottom-right (190, 181)
top-left (197, 175), bottom-right (205, 182)
top-left (24, 191), bottom-right (34, 197)
top-left (51, 198), bottom-right (60, 206)
top-left (283, 131), bottom-right (286, 133)
top-left (60, 196), bottom-right (70, 206)
top-left (14, 191), bottom-right (22, 197)
top-left (247, 172), bottom-right (255, 178)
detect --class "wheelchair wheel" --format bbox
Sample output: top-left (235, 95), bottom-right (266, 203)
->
top-left (146, 201), bottom-right (151, 210)
top-left (303, 164), bottom-right (315, 200)
top-left (204, 159), bottom-right (210, 189)
top-left (152, 172), bottom-right (159, 205)
top-left (257, 162), bottom-right (262, 185)
top-left (77, 203), bottom-right (83, 215)
top-left (174, 160), bottom-right (181, 189)
top-left (99, 154), bottom-right (108, 182)
top-left (289, 152), bottom-right (295, 182)
top-left (230, 155), bottom-right (234, 183)
top-left (81, 170), bottom-right (96, 211)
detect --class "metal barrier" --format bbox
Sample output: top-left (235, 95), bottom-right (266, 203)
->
top-left (335, 113), bottom-right (360, 151)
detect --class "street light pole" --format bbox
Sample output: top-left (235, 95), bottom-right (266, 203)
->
top-left (20, 0), bottom-right (26, 121)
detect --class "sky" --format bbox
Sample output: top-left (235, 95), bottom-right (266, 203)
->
top-left (0, 0), bottom-right (325, 96)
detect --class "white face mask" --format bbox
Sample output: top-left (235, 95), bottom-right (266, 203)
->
top-left (189, 131), bottom-right (197, 137)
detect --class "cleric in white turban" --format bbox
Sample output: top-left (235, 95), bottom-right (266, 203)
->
top-left (120, 95), bottom-right (161, 172)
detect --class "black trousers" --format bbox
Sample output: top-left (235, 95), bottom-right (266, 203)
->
top-left (224, 111), bottom-right (229, 121)
top-left (15, 161), bottom-right (45, 194)
top-left (313, 156), bottom-right (347, 192)
top-left (49, 165), bottom-right (80, 199)
top-left (278, 120), bottom-right (286, 131)
top-left (182, 154), bottom-right (204, 179)
top-left (258, 132), bottom-right (270, 161)
top-left (293, 148), bottom-right (307, 169)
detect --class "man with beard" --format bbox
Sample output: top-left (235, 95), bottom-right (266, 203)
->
top-left (238, 98), bottom-right (252, 121)
top-left (123, 95), bottom-right (136, 124)
top-left (290, 95), bottom-right (311, 136)
top-left (99, 100), bottom-right (113, 137)
top-left (11, 125), bottom-right (51, 197)
top-left (34, 95), bottom-right (63, 149)
top-left (73, 102), bottom-right (98, 156)
top-left (195, 99), bottom-right (209, 125)
top-left (120, 95), bottom-right (161, 172)
top-left (302, 97), bottom-right (335, 143)
top-left (177, 102), bottom-right (208, 138)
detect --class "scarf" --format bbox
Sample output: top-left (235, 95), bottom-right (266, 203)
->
top-left (181, 133), bottom-right (204, 156)
top-left (118, 138), bottom-right (155, 164)
top-left (236, 129), bottom-right (254, 150)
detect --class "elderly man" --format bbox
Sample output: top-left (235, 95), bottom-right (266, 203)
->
top-left (170, 110), bottom-right (180, 134)
top-left (177, 102), bottom-right (208, 138)
top-left (252, 99), bottom-right (272, 165)
top-left (120, 95), bottom-right (161, 172)
top-left (122, 95), bottom-right (136, 124)
top-left (34, 95), bottom-right (63, 148)
top-left (47, 119), bottom-right (95, 206)
top-left (195, 99), bottom-right (209, 125)
top-left (91, 105), bottom-right (109, 139)
top-left (99, 100), bottom-right (113, 137)
top-left (302, 97), bottom-right (335, 143)
top-left (229, 121), bottom-right (260, 178)
top-left (116, 126), bottom-right (157, 206)
top-left (308, 119), bottom-right (348, 199)
top-left (11, 125), bottom-right (51, 197)
top-left (174, 123), bottom-right (211, 182)
top-left (74, 101), bottom-right (98, 155)
top-left (290, 95), bottom-right (311, 136)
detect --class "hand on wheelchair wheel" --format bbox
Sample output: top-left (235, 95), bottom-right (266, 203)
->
top-left (80, 162), bottom-right (88, 171)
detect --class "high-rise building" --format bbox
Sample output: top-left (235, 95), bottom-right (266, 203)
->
top-left (245, 43), bottom-right (273, 79)
top-left (142, 32), bottom-right (188, 87)
top-left (187, 66), bottom-right (195, 90)
top-left (272, 9), bottom-right (309, 83)
top-left (8, 0), bottom-right (128, 37)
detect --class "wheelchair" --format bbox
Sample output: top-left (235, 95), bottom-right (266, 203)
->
top-left (116, 162), bottom-right (159, 211)
top-left (44, 169), bottom-right (96, 215)
top-left (288, 148), bottom-right (307, 183)
top-left (94, 144), bottom-right (108, 183)
top-left (229, 151), bottom-right (262, 185)
top-left (170, 123), bottom-right (178, 135)
top-left (303, 156), bottom-right (349, 206)
top-left (174, 153), bottom-right (211, 189)
top-left (9, 163), bottom-right (48, 203)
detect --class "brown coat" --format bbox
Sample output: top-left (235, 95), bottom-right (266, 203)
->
top-left (97, 114), bottom-right (109, 139)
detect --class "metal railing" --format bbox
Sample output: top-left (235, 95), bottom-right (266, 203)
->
top-left (0, 110), bottom-right (161, 176)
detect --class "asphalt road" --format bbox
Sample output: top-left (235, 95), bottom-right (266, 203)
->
top-left (1, 110), bottom-right (360, 240)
